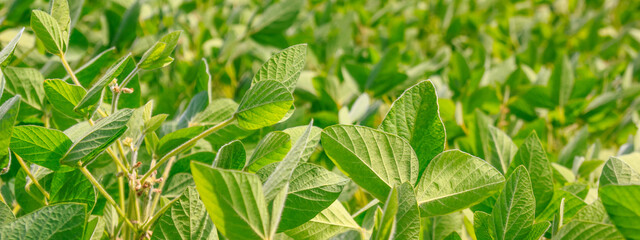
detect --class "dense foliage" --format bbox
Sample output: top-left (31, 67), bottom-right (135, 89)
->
top-left (0, 0), bottom-right (639, 239)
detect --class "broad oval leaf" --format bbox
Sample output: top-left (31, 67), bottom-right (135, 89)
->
top-left (212, 140), bottom-right (246, 170)
top-left (252, 44), bottom-right (307, 92)
top-left (10, 125), bottom-right (73, 171)
top-left (492, 166), bottom-right (535, 240)
top-left (0, 203), bottom-right (86, 239)
top-left (49, 170), bottom-right (96, 211)
top-left (151, 187), bottom-right (218, 240)
top-left (191, 162), bottom-right (270, 240)
top-left (379, 80), bottom-right (445, 176)
top-left (415, 150), bottom-right (505, 216)
top-left (156, 126), bottom-right (204, 158)
top-left (61, 108), bottom-right (133, 166)
top-left (236, 80), bottom-right (294, 130)
top-left (321, 124), bottom-right (419, 200)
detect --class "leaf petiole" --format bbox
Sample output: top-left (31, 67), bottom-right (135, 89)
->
top-left (15, 154), bottom-right (50, 202)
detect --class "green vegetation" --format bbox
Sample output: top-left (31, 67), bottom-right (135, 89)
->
top-left (0, 0), bottom-right (639, 239)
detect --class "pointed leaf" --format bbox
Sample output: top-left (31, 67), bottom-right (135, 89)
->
top-left (256, 163), bottom-right (348, 231)
top-left (139, 31), bottom-right (181, 70)
top-left (507, 131), bottom-right (554, 215)
top-left (600, 157), bottom-right (640, 186)
top-left (284, 201), bottom-right (360, 240)
top-left (44, 79), bottom-right (87, 118)
top-left (321, 124), bottom-right (419, 200)
top-left (282, 125), bottom-right (322, 162)
top-left (75, 53), bottom-right (131, 111)
top-left (151, 187), bottom-right (218, 240)
top-left (191, 162), bottom-right (269, 240)
top-left (213, 140), bottom-right (246, 170)
top-left (50, 0), bottom-right (71, 41)
top-left (252, 44), bottom-right (307, 92)
top-left (379, 80), bottom-right (445, 176)
top-left (246, 131), bottom-right (291, 172)
top-left (0, 96), bottom-right (20, 174)
top-left (61, 108), bottom-right (133, 166)
top-left (30, 10), bottom-right (66, 54)
top-left (0, 28), bottom-right (24, 66)
top-left (549, 55), bottom-right (574, 107)
top-left (483, 125), bottom-right (517, 174)
top-left (415, 150), bottom-right (505, 216)
top-left (492, 166), bottom-right (535, 240)
top-left (236, 80), bottom-right (293, 130)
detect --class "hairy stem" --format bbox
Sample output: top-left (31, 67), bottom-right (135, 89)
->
top-left (15, 154), bottom-right (49, 202)
top-left (140, 116), bottom-right (236, 183)
top-left (59, 53), bottom-right (83, 88)
top-left (112, 66), bottom-right (140, 113)
top-left (78, 164), bottom-right (135, 230)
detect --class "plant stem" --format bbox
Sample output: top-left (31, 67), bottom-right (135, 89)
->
top-left (139, 116), bottom-right (236, 183)
top-left (140, 196), bottom-right (179, 232)
top-left (78, 164), bottom-right (136, 230)
top-left (146, 156), bottom-right (174, 221)
top-left (15, 154), bottom-right (49, 202)
top-left (112, 66), bottom-right (140, 113)
top-left (59, 53), bottom-right (83, 88)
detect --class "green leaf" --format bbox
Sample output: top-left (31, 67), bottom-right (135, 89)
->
top-left (379, 80), bottom-right (445, 177)
top-left (574, 200), bottom-right (608, 222)
top-left (483, 125), bottom-right (517, 174)
top-left (0, 203), bottom-right (87, 239)
top-left (256, 163), bottom-right (348, 231)
top-left (75, 53), bottom-right (131, 111)
top-left (246, 131), bottom-right (291, 172)
top-left (524, 222), bottom-right (550, 240)
top-left (0, 28), bottom-right (24, 66)
top-left (156, 126), bottom-right (204, 158)
top-left (321, 124), bottom-right (419, 200)
top-left (553, 220), bottom-right (624, 240)
top-left (139, 31), bottom-right (181, 70)
top-left (191, 98), bottom-right (237, 126)
top-left (415, 150), bottom-right (505, 216)
top-left (558, 127), bottom-right (588, 167)
top-left (3, 67), bottom-right (45, 110)
top-left (549, 55), bottom-right (574, 107)
top-left (30, 10), bottom-right (67, 54)
top-left (282, 125), bottom-right (322, 162)
top-left (236, 80), bottom-right (294, 130)
top-left (49, 0), bottom-right (71, 41)
top-left (371, 186), bottom-right (398, 240)
top-left (212, 140), bottom-right (246, 170)
top-left (0, 201), bottom-right (14, 224)
top-left (73, 47), bottom-right (116, 87)
top-left (492, 166), bottom-right (535, 240)
top-left (423, 212), bottom-right (464, 240)
top-left (252, 44), bottom-right (307, 92)
top-left (0, 95), bottom-right (20, 174)
top-left (536, 190), bottom-right (586, 222)
top-left (61, 108), bottom-right (133, 166)
top-left (474, 211), bottom-right (495, 240)
top-left (599, 184), bottom-right (640, 239)
top-left (507, 131), bottom-right (554, 215)
top-left (191, 162), bottom-right (269, 240)
top-left (44, 79), bottom-right (87, 118)
top-left (600, 156), bottom-right (640, 186)
top-left (284, 201), bottom-right (360, 240)
top-left (262, 121), bottom-right (313, 204)
top-left (10, 126), bottom-right (73, 171)
top-left (49, 170), bottom-right (96, 211)
top-left (151, 187), bottom-right (218, 240)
